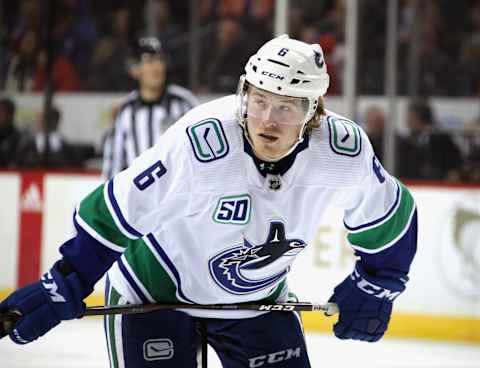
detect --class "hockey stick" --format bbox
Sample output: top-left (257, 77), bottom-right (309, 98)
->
top-left (82, 301), bottom-right (339, 316)
top-left (0, 302), bottom-right (337, 336)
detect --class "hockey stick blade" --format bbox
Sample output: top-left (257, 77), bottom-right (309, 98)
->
top-left (83, 302), bottom-right (339, 317)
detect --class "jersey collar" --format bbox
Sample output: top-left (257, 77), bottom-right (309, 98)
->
top-left (243, 134), bottom-right (309, 177)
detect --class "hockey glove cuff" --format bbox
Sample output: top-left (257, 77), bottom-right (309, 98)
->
top-left (328, 262), bottom-right (408, 342)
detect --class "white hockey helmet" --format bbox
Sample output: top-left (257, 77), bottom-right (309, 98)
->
top-left (237, 34), bottom-right (330, 159)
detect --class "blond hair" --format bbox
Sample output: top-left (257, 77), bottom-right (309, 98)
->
top-left (304, 97), bottom-right (325, 136)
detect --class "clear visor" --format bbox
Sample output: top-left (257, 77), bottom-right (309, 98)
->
top-left (244, 85), bottom-right (311, 126)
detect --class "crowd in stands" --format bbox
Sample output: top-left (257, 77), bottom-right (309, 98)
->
top-left (363, 100), bottom-right (480, 182)
top-left (1, 0), bottom-right (480, 182)
top-left (0, 97), bottom-right (96, 168)
top-left (2, 0), bottom-right (480, 95)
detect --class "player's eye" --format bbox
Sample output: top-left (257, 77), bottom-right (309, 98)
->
top-left (253, 98), bottom-right (267, 109)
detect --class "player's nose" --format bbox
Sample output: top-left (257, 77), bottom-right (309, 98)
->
top-left (261, 107), bottom-right (279, 127)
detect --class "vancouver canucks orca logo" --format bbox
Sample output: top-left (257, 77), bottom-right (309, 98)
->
top-left (314, 51), bottom-right (324, 68)
top-left (209, 222), bottom-right (307, 294)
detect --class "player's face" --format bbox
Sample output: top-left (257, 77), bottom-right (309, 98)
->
top-left (245, 87), bottom-right (306, 160)
top-left (136, 54), bottom-right (166, 89)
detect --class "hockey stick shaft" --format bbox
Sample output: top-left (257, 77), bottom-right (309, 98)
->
top-left (83, 301), bottom-right (339, 316)
top-left (0, 302), bottom-right (338, 330)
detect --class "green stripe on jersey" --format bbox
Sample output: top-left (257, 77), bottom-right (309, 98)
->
top-left (347, 182), bottom-right (415, 251)
top-left (260, 279), bottom-right (286, 303)
top-left (78, 184), bottom-right (131, 248)
top-left (123, 238), bottom-right (180, 303)
top-left (106, 285), bottom-right (121, 368)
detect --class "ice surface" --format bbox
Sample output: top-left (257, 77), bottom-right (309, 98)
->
top-left (0, 318), bottom-right (478, 368)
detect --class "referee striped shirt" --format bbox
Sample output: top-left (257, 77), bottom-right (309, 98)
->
top-left (102, 84), bottom-right (198, 178)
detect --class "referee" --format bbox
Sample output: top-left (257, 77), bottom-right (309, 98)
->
top-left (102, 37), bottom-right (198, 178)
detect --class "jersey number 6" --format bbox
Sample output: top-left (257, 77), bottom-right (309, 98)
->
top-left (133, 160), bottom-right (167, 191)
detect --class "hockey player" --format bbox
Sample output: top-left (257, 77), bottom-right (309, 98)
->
top-left (0, 35), bottom-right (417, 368)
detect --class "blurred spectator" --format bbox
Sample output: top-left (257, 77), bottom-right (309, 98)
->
top-left (457, 116), bottom-right (480, 182)
top-left (0, 97), bottom-right (23, 167)
top-left (51, 0), bottom-right (98, 76)
top-left (288, 4), bottom-right (307, 40)
top-left (458, 0), bottom-right (480, 96)
top-left (364, 106), bottom-right (387, 161)
top-left (415, 36), bottom-right (452, 96)
top-left (459, 34), bottom-right (480, 96)
top-left (146, 0), bottom-right (188, 85)
top-left (202, 17), bottom-right (255, 94)
top-left (148, 0), bottom-right (182, 49)
top-left (200, 0), bottom-right (249, 19)
top-left (86, 6), bottom-right (136, 91)
top-left (358, 0), bottom-right (387, 94)
top-left (14, 106), bottom-right (78, 168)
top-left (398, 100), bottom-right (462, 181)
top-left (9, 0), bottom-right (42, 47)
top-left (363, 105), bottom-right (410, 167)
top-left (398, 1), bottom-right (454, 95)
top-left (299, 24), bottom-right (321, 44)
top-left (33, 48), bottom-right (83, 91)
top-left (4, 29), bottom-right (39, 91)
top-left (249, 0), bottom-right (274, 21)
top-left (245, 0), bottom-right (273, 49)
top-left (295, 0), bottom-right (344, 95)
top-left (319, 33), bottom-right (341, 95)
top-left (0, 2), bottom-right (12, 89)
top-left (5, 29), bottom-right (82, 92)
top-left (102, 37), bottom-right (198, 178)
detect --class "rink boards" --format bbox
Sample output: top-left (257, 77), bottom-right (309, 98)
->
top-left (0, 171), bottom-right (478, 343)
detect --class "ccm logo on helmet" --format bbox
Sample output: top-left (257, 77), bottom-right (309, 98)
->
top-left (261, 71), bottom-right (284, 80)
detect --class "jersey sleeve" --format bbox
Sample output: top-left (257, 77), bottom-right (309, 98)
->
top-left (343, 132), bottom-right (417, 275)
top-left (60, 122), bottom-right (193, 288)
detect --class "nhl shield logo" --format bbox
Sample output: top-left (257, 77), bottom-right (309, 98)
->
top-left (268, 175), bottom-right (282, 191)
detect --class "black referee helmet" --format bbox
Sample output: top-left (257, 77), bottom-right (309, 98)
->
top-left (134, 37), bottom-right (168, 62)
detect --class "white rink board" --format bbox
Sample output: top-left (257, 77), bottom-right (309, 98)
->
top-left (0, 172), bottom-right (479, 318)
top-left (0, 173), bottom-right (20, 287)
top-left (288, 186), bottom-right (480, 317)
top-left (41, 174), bottom-right (103, 271)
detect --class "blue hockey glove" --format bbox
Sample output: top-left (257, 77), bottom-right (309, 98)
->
top-left (0, 260), bottom-right (91, 344)
top-left (328, 262), bottom-right (408, 342)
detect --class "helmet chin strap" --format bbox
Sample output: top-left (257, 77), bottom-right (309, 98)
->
top-left (242, 119), bottom-right (307, 162)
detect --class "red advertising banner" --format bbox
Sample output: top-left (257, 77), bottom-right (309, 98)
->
top-left (17, 171), bottom-right (44, 287)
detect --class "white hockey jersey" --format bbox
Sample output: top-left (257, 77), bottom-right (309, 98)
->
top-left (75, 95), bottom-right (416, 318)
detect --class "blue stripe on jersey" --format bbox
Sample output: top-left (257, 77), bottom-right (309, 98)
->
top-left (356, 209), bottom-right (418, 274)
top-left (146, 233), bottom-right (196, 304)
top-left (117, 257), bottom-right (150, 304)
top-left (60, 214), bottom-right (122, 290)
top-left (107, 179), bottom-right (143, 238)
top-left (344, 180), bottom-right (401, 231)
